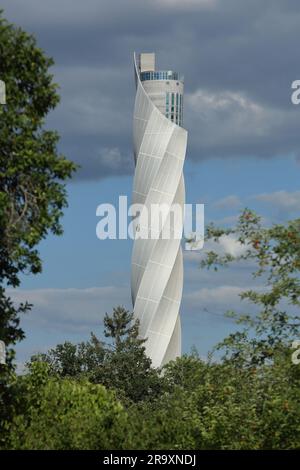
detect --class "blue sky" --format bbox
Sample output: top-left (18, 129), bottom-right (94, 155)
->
top-left (1, 0), bottom-right (299, 365)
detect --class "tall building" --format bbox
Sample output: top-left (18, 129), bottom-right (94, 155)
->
top-left (131, 52), bottom-right (187, 368)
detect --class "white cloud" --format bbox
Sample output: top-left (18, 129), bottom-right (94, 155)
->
top-left (212, 215), bottom-right (239, 226)
top-left (184, 234), bottom-right (249, 263)
top-left (184, 88), bottom-right (299, 161)
top-left (2, 0), bottom-right (300, 172)
top-left (186, 89), bottom-right (275, 145)
top-left (254, 190), bottom-right (300, 214)
top-left (9, 286), bottom-right (130, 333)
top-left (217, 234), bottom-right (247, 257)
top-left (213, 195), bottom-right (242, 210)
top-left (97, 147), bottom-right (128, 170)
top-left (184, 285), bottom-right (253, 315)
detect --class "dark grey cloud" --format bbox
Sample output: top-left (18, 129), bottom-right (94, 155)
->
top-left (46, 64), bottom-right (134, 179)
top-left (1, 0), bottom-right (300, 180)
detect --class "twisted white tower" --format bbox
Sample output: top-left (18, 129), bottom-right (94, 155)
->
top-left (131, 53), bottom-right (187, 368)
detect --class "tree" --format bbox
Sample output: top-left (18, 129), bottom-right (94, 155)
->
top-left (0, 10), bottom-right (76, 437)
top-left (0, 287), bottom-right (30, 445)
top-left (8, 205), bottom-right (300, 449)
top-left (6, 362), bottom-right (129, 450)
top-left (30, 334), bottom-right (106, 378)
top-left (0, 13), bottom-right (76, 350)
top-left (7, 303), bottom-right (300, 449)
top-left (0, 11), bottom-right (76, 288)
top-left (129, 349), bottom-right (300, 450)
top-left (30, 307), bottom-right (163, 403)
top-left (201, 209), bottom-right (300, 366)
top-left (99, 307), bottom-right (163, 402)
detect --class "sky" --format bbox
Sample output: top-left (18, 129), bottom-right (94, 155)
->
top-left (1, 0), bottom-right (300, 366)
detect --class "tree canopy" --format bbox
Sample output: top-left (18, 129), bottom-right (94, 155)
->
top-left (0, 10), bottom-right (76, 437)
top-left (0, 10), bottom-right (76, 289)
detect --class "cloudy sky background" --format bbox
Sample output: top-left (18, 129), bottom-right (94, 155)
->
top-left (1, 0), bottom-right (300, 364)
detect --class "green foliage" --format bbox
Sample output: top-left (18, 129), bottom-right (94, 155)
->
top-left (5, 209), bottom-right (299, 450)
top-left (104, 306), bottom-right (142, 350)
top-left (0, 10), bottom-right (76, 444)
top-left (31, 334), bottom-right (105, 378)
top-left (202, 209), bottom-right (300, 365)
top-left (29, 307), bottom-right (164, 403)
top-left (128, 210), bottom-right (300, 450)
top-left (0, 11), bottom-right (76, 288)
top-left (6, 362), bottom-right (128, 450)
top-left (0, 287), bottom-right (30, 370)
top-left (99, 307), bottom-right (163, 402)
top-left (0, 287), bottom-right (30, 440)
top-left (1, 17), bottom-right (299, 447)
top-left (128, 353), bottom-right (300, 450)
top-left (4, 352), bottom-right (300, 450)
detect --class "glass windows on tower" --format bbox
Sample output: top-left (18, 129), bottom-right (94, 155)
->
top-left (140, 70), bottom-right (180, 82)
top-left (171, 93), bottom-right (175, 119)
top-left (179, 94), bottom-right (181, 125)
top-left (165, 92), bottom-right (169, 117)
top-left (165, 91), bottom-right (183, 126)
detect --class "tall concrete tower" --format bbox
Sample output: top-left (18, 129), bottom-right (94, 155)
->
top-left (131, 52), bottom-right (187, 368)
